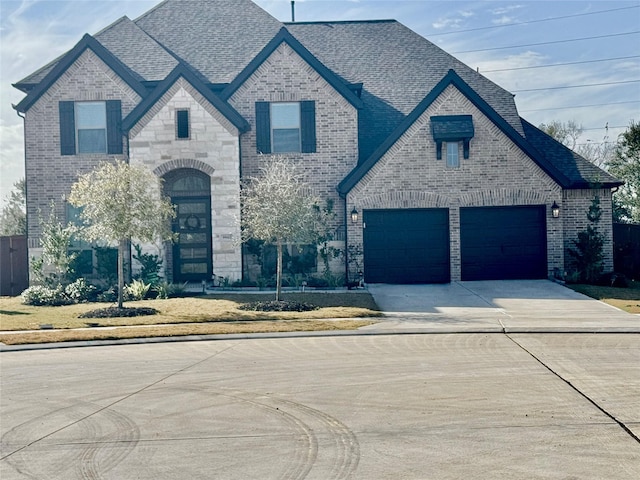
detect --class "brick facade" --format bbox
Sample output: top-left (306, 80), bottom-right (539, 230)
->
top-left (24, 49), bottom-right (140, 253)
top-left (346, 85), bottom-right (567, 281)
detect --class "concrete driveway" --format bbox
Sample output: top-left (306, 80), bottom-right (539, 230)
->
top-left (366, 280), bottom-right (640, 332)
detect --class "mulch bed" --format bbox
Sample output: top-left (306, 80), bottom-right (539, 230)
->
top-left (79, 307), bottom-right (159, 318)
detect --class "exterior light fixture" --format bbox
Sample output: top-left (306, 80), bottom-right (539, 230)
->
top-left (350, 208), bottom-right (359, 224)
top-left (551, 201), bottom-right (560, 219)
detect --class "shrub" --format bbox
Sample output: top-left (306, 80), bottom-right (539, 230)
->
top-left (238, 300), bottom-right (319, 312)
top-left (65, 278), bottom-right (98, 303)
top-left (79, 306), bottom-right (159, 318)
top-left (133, 244), bottom-right (163, 286)
top-left (21, 285), bottom-right (73, 306)
top-left (125, 279), bottom-right (151, 301)
top-left (155, 281), bottom-right (188, 299)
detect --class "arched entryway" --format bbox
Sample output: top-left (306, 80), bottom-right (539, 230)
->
top-left (164, 169), bottom-right (212, 282)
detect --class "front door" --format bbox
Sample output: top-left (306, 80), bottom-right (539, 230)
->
top-left (164, 169), bottom-right (213, 283)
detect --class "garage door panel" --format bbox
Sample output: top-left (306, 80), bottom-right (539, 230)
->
top-left (364, 209), bottom-right (450, 284)
top-left (461, 206), bottom-right (547, 281)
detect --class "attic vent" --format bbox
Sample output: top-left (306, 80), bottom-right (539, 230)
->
top-left (431, 115), bottom-right (474, 159)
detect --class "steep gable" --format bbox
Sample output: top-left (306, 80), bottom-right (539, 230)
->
top-left (123, 64), bottom-right (249, 135)
top-left (14, 34), bottom-right (147, 113)
top-left (286, 20), bottom-right (525, 161)
top-left (95, 16), bottom-right (179, 82)
top-left (338, 69), bottom-right (571, 195)
top-left (134, 0), bottom-right (283, 83)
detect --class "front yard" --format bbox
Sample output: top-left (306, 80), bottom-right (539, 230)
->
top-left (567, 281), bottom-right (640, 314)
top-left (0, 292), bottom-right (382, 345)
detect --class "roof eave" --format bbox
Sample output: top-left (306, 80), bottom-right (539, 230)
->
top-left (338, 69), bottom-right (573, 195)
top-left (221, 27), bottom-right (364, 109)
top-left (14, 34), bottom-right (147, 113)
top-left (122, 64), bottom-right (250, 134)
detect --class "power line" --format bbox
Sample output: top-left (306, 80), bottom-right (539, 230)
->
top-left (482, 55), bottom-right (640, 73)
top-left (453, 31), bottom-right (640, 54)
top-left (512, 79), bottom-right (640, 93)
top-left (428, 5), bottom-right (640, 36)
top-left (520, 100), bottom-right (640, 113)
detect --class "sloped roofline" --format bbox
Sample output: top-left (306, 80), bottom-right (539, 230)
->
top-left (122, 63), bottom-right (250, 134)
top-left (338, 69), bottom-right (572, 195)
top-left (220, 27), bottom-right (364, 109)
top-left (13, 34), bottom-right (147, 113)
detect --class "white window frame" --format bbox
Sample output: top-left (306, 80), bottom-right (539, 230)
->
top-left (270, 102), bottom-right (301, 153)
top-left (75, 101), bottom-right (107, 154)
top-left (446, 142), bottom-right (460, 168)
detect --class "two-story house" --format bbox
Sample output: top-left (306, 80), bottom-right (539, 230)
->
top-left (13, 0), bottom-right (621, 285)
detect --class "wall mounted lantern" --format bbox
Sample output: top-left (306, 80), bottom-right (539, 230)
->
top-left (551, 201), bottom-right (560, 219)
top-left (351, 208), bottom-right (359, 224)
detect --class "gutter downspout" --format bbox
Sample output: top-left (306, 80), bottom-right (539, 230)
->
top-left (342, 194), bottom-right (349, 284)
top-left (14, 106), bottom-right (28, 285)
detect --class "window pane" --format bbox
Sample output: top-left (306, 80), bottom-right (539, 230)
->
top-left (171, 176), bottom-right (208, 192)
top-left (271, 103), bottom-right (300, 128)
top-left (179, 233), bottom-right (207, 244)
top-left (178, 203), bottom-right (207, 214)
top-left (181, 263), bottom-right (208, 274)
top-left (76, 102), bottom-right (106, 129)
top-left (78, 129), bottom-right (107, 153)
top-left (177, 110), bottom-right (189, 139)
top-left (446, 142), bottom-right (459, 168)
top-left (180, 248), bottom-right (208, 259)
top-left (273, 128), bottom-right (301, 153)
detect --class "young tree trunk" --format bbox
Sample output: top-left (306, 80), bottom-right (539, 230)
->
top-left (276, 241), bottom-right (283, 302)
top-left (118, 239), bottom-right (126, 309)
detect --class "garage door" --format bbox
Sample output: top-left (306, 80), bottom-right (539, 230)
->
top-left (460, 205), bottom-right (547, 281)
top-left (363, 209), bottom-right (450, 284)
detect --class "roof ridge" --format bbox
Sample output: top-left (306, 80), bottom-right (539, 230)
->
top-left (285, 19), bottom-right (397, 25)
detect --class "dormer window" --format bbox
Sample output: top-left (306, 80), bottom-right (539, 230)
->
top-left (431, 115), bottom-right (474, 165)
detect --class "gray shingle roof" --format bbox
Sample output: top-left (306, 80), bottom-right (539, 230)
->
top-left (95, 16), bottom-right (178, 81)
top-left (521, 118), bottom-right (621, 188)
top-left (13, 0), bottom-right (616, 190)
top-left (285, 20), bottom-right (524, 161)
top-left (134, 0), bottom-right (283, 83)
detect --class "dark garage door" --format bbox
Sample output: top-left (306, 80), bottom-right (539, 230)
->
top-left (460, 205), bottom-right (547, 281)
top-left (363, 209), bottom-right (450, 283)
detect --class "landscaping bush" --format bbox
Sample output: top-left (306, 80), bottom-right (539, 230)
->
top-left (79, 306), bottom-right (159, 318)
top-left (21, 285), bottom-right (73, 306)
top-left (238, 300), bottom-right (319, 312)
top-left (125, 279), bottom-right (151, 301)
top-left (65, 278), bottom-right (99, 302)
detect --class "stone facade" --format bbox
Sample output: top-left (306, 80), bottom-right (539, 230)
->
top-left (346, 85), bottom-right (566, 281)
top-left (129, 78), bottom-right (242, 281)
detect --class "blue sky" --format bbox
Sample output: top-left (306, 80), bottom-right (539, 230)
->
top-left (1, 0), bottom-right (639, 203)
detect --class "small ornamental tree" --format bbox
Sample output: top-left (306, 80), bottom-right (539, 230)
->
top-left (241, 156), bottom-right (324, 301)
top-left (608, 121), bottom-right (640, 223)
top-left (568, 194), bottom-right (605, 284)
top-left (69, 160), bottom-right (175, 308)
top-left (0, 178), bottom-right (27, 236)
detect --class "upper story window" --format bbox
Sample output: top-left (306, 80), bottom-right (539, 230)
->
top-left (176, 109), bottom-right (190, 139)
top-left (76, 102), bottom-right (107, 153)
top-left (255, 101), bottom-right (316, 154)
top-left (59, 100), bottom-right (122, 156)
top-left (446, 142), bottom-right (460, 168)
top-left (430, 115), bottom-right (474, 165)
top-left (271, 103), bottom-right (301, 153)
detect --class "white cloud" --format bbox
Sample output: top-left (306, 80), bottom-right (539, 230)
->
top-left (492, 15), bottom-right (515, 25)
top-left (491, 4), bottom-right (524, 15)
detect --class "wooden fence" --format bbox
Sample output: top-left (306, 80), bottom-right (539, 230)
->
top-left (613, 223), bottom-right (640, 280)
top-left (0, 235), bottom-right (28, 296)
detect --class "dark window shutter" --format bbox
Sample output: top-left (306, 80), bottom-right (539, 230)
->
top-left (59, 101), bottom-right (76, 156)
top-left (255, 101), bottom-right (271, 154)
top-left (300, 100), bottom-right (316, 153)
top-left (106, 100), bottom-right (122, 154)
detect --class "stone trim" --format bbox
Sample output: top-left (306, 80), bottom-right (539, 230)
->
top-left (153, 159), bottom-right (216, 177)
